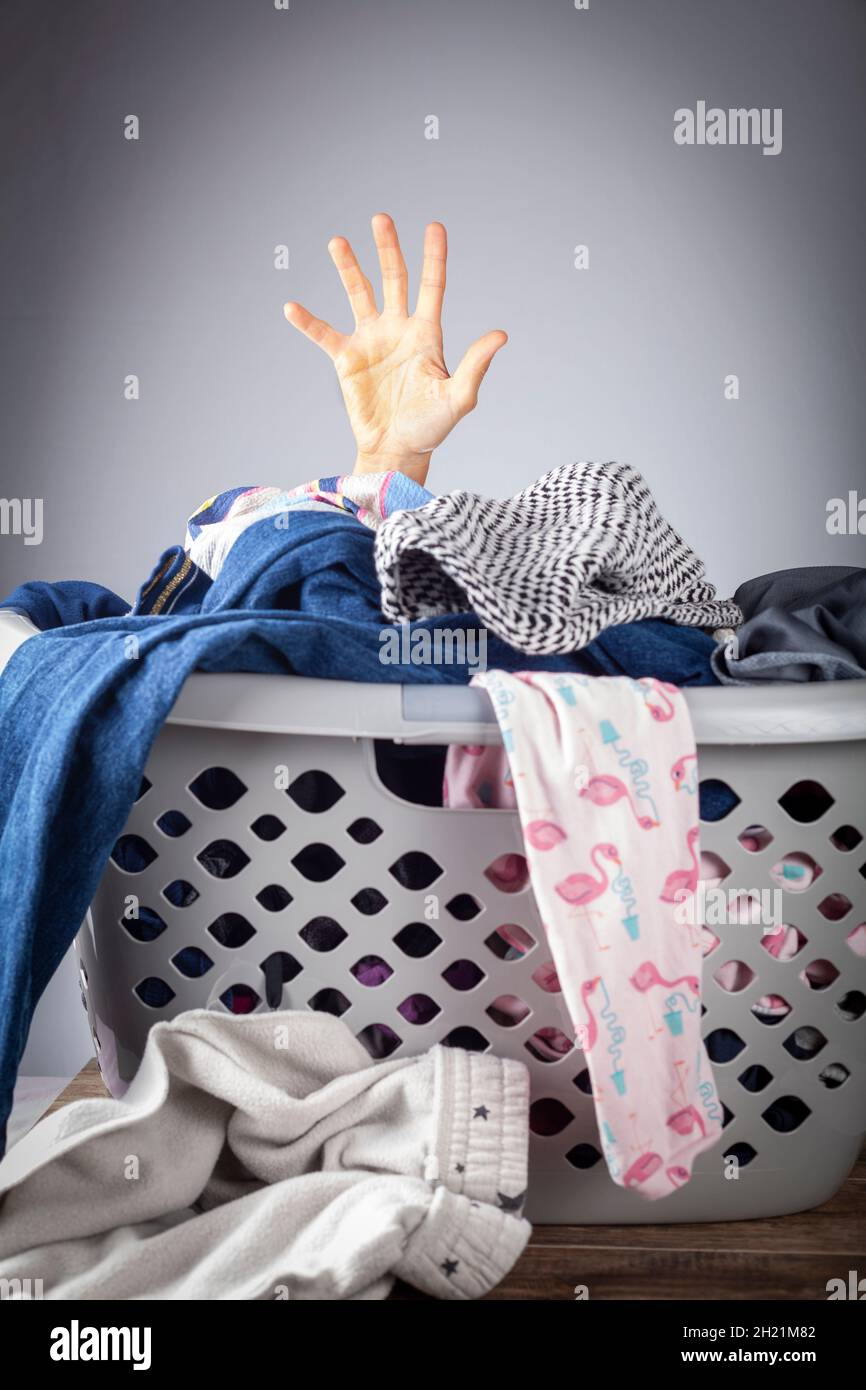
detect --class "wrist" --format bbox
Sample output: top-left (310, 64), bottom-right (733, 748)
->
top-left (353, 449), bottom-right (432, 486)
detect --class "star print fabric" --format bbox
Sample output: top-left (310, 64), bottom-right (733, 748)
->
top-left (445, 671), bottom-right (723, 1200)
top-left (0, 1011), bottom-right (530, 1300)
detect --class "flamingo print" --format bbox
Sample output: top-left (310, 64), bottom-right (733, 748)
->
top-left (659, 824), bottom-right (701, 902)
top-left (667, 1105), bottom-right (707, 1139)
top-left (578, 976), bottom-right (601, 1051)
top-left (670, 752), bottom-right (697, 792)
top-left (623, 1151), bottom-right (663, 1188)
top-left (555, 843), bottom-right (621, 906)
top-left (667, 1165), bottom-right (690, 1188)
top-left (630, 961), bottom-right (701, 996)
top-left (526, 819), bottom-right (567, 851)
top-left (579, 775), bottom-right (658, 830)
top-left (641, 678), bottom-right (678, 722)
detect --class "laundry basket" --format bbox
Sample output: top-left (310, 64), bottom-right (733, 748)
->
top-left (55, 667), bottom-right (863, 1224)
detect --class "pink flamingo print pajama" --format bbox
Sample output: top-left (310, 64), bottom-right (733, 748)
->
top-left (445, 672), bottom-right (723, 1200)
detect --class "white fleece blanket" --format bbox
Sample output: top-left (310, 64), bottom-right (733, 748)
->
top-left (0, 1011), bottom-right (530, 1301)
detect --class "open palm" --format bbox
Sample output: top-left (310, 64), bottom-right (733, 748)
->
top-left (283, 215), bottom-right (507, 484)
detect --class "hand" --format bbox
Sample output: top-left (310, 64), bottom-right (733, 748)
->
top-left (283, 214), bottom-right (507, 486)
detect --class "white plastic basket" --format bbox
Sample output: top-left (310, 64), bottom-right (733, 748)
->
top-left (3, 614), bottom-right (865, 1222)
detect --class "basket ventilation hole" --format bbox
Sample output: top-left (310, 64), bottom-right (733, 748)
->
top-left (388, 851), bottom-right (443, 890)
top-left (486, 995), bottom-right (531, 1027)
top-left (111, 835), bottom-right (158, 872)
top-left (483, 923), bottom-right (537, 960)
top-left (532, 961), bottom-right (561, 993)
top-left (393, 923), bottom-right (442, 957)
top-left (770, 853), bottom-right (821, 892)
top-left (171, 946), bottom-right (214, 978)
top-left (250, 815), bottom-right (285, 842)
top-left (357, 1024), bottom-right (402, 1059)
top-left (351, 887), bottom-right (388, 915)
top-left (441, 1026), bottom-right (489, 1052)
top-left (831, 824), bottom-right (862, 851)
top-left (724, 1142), bottom-right (757, 1167)
top-left (347, 817), bottom-right (383, 845)
top-left (737, 1064), bottom-right (773, 1093)
top-left (701, 928), bottom-right (721, 957)
top-left (801, 959), bottom-right (839, 990)
top-left (441, 959), bottom-right (485, 991)
top-left (135, 776), bottom-right (152, 802)
top-left (846, 923), bottom-right (866, 957)
top-left (529, 1097), bottom-right (573, 1136)
top-left (121, 906), bottom-right (167, 942)
top-left (525, 1027), bottom-right (573, 1064)
top-left (309, 988), bottom-right (351, 1017)
top-left (262, 952), bottom-right (302, 1007)
top-left (573, 1068), bottom-right (593, 1096)
top-left (698, 779), bottom-right (740, 821)
top-left (761, 925), bottom-right (807, 958)
top-left (565, 1143), bottom-right (602, 1170)
top-left (156, 810), bottom-right (191, 838)
top-left (446, 893), bottom-right (482, 922)
top-left (292, 843), bottom-right (345, 882)
top-left (721, 1104), bottom-right (735, 1128)
top-left (700, 852), bottom-right (731, 883)
top-left (298, 917), bottom-right (346, 952)
top-left (207, 913), bottom-right (256, 948)
top-left (286, 770), bottom-right (345, 814)
top-left (782, 1026), bottom-right (827, 1060)
top-left (738, 825), bottom-right (774, 852)
top-left (817, 893), bottom-right (852, 921)
top-left (837, 990), bottom-right (866, 1021)
top-left (751, 996), bottom-right (791, 1026)
top-left (705, 1027), bottom-right (746, 1062)
top-left (188, 767), bottom-right (247, 810)
top-left (197, 840), bottom-right (250, 879)
top-left (256, 884), bottom-right (292, 912)
top-left (351, 955), bottom-right (393, 986)
top-left (778, 780), bottom-right (834, 823)
top-left (761, 1096), bottom-right (811, 1132)
top-left (818, 1063), bottom-right (850, 1089)
top-left (134, 977), bottom-right (175, 1009)
top-left (219, 985), bottom-right (260, 1015)
top-left (713, 960), bottom-right (755, 993)
top-left (483, 853), bottom-right (529, 894)
top-left (397, 994), bottom-right (441, 1025)
top-left (163, 879), bottom-right (199, 908)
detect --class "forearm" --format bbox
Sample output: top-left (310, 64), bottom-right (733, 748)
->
top-left (353, 449), bottom-right (432, 486)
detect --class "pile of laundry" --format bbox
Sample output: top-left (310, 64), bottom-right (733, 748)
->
top-left (0, 460), bottom-right (863, 1300)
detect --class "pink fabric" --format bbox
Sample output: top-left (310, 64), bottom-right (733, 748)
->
top-left (445, 671), bottom-right (723, 1201)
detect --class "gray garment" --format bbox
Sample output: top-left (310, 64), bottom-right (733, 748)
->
top-left (0, 1011), bottom-right (530, 1301)
top-left (711, 566), bottom-right (866, 684)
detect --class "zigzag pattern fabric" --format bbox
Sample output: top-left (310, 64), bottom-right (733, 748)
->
top-left (375, 462), bottom-right (742, 654)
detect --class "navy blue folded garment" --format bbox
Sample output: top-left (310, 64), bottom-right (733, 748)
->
top-left (0, 509), bottom-right (723, 1153)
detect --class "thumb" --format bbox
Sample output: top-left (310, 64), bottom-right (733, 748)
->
top-left (450, 329), bottom-right (508, 416)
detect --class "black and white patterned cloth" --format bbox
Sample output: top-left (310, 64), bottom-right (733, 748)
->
top-left (375, 462), bottom-right (742, 654)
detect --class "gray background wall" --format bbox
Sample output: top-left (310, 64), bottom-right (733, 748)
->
top-left (1, 0), bottom-right (865, 1075)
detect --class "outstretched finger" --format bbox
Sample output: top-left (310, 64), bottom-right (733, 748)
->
top-left (328, 235), bottom-right (378, 324)
top-left (450, 329), bottom-right (508, 415)
top-left (414, 221), bottom-right (447, 324)
top-left (371, 212), bottom-right (408, 315)
top-left (283, 301), bottom-right (346, 360)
